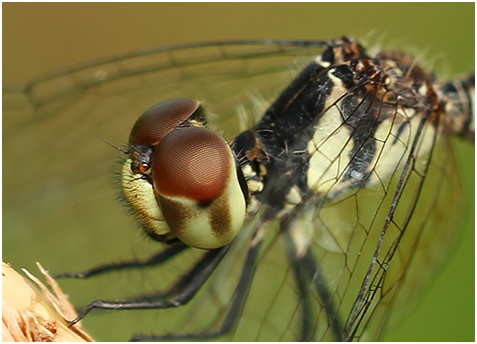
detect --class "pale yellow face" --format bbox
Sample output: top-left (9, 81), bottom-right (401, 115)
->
top-left (122, 158), bottom-right (170, 236)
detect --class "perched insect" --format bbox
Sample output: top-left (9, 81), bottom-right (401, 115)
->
top-left (4, 37), bottom-right (474, 341)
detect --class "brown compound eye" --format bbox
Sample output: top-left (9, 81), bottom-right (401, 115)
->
top-left (129, 97), bottom-right (201, 146)
top-left (152, 127), bottom-right (230, 203)
top-left (151, 127), bottom-right (246, 249)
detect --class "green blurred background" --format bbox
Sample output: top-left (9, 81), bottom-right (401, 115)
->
top-left (3, 3), bottom-right (474, 341)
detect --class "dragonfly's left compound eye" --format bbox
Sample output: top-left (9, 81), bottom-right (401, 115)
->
top-left (122, 99), bottom-right (247, 250)
top-left (128, 97), bottom-right (201, 146)
top-left (152, 127), bottom-right (247, 249)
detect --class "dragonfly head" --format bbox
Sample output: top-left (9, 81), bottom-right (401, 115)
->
top-left (121, 98), bottom-right (247, 249)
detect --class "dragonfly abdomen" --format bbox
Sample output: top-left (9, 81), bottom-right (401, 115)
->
top-left (441, 73), bottom-right (475, 141)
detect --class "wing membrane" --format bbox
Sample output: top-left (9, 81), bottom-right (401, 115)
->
top-left (3, 39), bottom-right (467, 341)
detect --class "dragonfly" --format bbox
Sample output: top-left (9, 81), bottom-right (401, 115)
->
top-left (3, 37), bottom-right (474, 341)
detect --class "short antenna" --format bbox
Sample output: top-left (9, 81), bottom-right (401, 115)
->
top-left (98, 137), bottom-right (130, 154)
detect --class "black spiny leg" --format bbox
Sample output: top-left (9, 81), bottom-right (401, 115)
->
top-left (284, 230), bottom-right (314, 341)
top-left (132, 234), bottom-right (264, 341)
top-left (70, 244), bottom-right (231, 325)
top-left (54, 243), bottom-right (189, 279)
top-left (302, 248), bottom-right (343, 341)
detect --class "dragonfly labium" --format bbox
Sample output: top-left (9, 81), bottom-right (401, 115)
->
top-left (4, 37), bottom-right (474, 341)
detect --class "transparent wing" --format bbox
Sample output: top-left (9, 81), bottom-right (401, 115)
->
top-left (3, 40), bottom-right (465, 341)
top-left (304, 120), bottom-right (463, 341)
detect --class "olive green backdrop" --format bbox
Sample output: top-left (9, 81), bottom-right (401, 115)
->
top-left (3, 3), bottom-right (474, 341)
